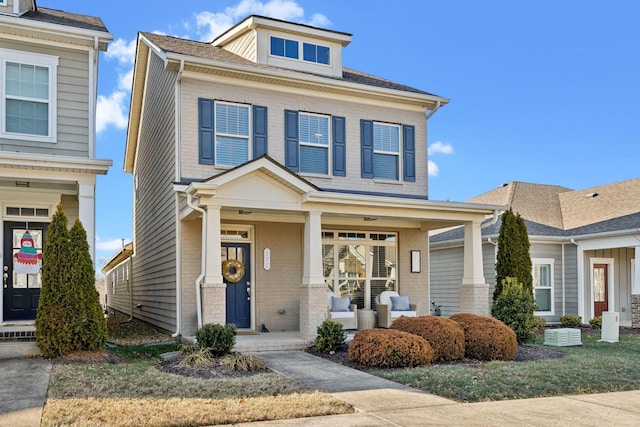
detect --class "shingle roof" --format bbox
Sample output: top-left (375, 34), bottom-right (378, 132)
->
top-left (20, 7), bottom-right (109, 33)
top-left (431, 178), bottom-right (640, 244)
top-left (140, 32), bottom-right (438, 97)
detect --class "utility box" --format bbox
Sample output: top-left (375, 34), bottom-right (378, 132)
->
top-left (599, 311), bottom-right (619, 343)
top-left (544, 328), bottom-right (582, 347)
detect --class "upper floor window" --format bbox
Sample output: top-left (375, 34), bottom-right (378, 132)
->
top-left (284, 110), bottom-right (345, 177)
top-left (373, 123), bottom-right (400, 180)
top-left (198, 98), bottom-right (268, 166)
top-left (361, 120), bottom-right (415, 182)
top-left (303, 43), bottom-right (330, 65)
top-left (270, 37), bottom-right (299, 59)
top-left (0, 49), bottom-right (58, 142)
top-left (533, 258), bottom-right (554, 314)
top-left (299, 112), bottom-right (329, 174)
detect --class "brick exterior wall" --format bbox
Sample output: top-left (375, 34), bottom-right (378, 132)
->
top-left (632, 295), bottom-right (640, 328)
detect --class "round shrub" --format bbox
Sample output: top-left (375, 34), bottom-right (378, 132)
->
top-left (314, 320), bottom-right (347, 353)
top-left (195, 323), bottom-right (237, 357)
top-left (560, 315), bottom-right (582, 328)
top-left (590, 316), bottom-right (602, 329)
top-left (348, 328), bottom-right (435, 368)
top-left (390, 316), bottom-right (465, 362)
top-left (449, 313), bottom-right (517, 361)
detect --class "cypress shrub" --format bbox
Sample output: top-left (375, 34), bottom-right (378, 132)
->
top-left (450, 313), bottom-right (517, 361)
top-left (494, 209), bottom-right (533, 299)
top-left (390, 316), bottom-right (465, 362)
top-left (491, 277), bottom-right (537, 344)
top-left (348, 329), bottom-right (435, 368)
top-left (35, 205), bottom-right (73, 358)
top-left (69, 219), bottom-right (107, 351)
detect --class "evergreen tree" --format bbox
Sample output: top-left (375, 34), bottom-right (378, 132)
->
top-left (494, 208), bottom-right (533, 300)
top-left (69, 219), bottom-right (107, 351)
top-left (35, 205), bottom-right (73, 358)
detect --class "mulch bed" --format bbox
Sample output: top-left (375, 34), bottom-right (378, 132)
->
top-left (156, 354), bottom-right (269, 379)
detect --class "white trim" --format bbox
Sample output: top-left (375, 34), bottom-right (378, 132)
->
top-left (0, 48), bottom-right (59, 143)
top-left (221, 224), bottom-right (255, 331)
top-left (589, 257), bottom-right (615, 321)
top-left (298, 111), bottom-right (331, 175)
top-left (632, 255), bottom-right (638, 294)
top-left (532, 257), bottom-right (555, 315)
top-left (213, 100), bottom-right (251, 167)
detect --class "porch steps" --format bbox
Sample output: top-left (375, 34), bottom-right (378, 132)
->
top-left (0, 324), bottom-right (40, 359)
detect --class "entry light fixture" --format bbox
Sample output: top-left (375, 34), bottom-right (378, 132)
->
top-left (363, 216), bottom-right (377, 221)
top-left (239, 209), bottom-right (252, 215)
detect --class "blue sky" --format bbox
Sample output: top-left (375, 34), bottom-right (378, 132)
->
top-left (40, 1), bottom-right (640, 265)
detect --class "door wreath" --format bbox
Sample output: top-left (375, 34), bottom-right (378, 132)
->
top-left (222, 259), bottom-right (245, 283)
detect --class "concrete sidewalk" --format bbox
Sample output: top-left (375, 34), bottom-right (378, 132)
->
top-left (245, 350), bottom-right (640, 427)
top-left (0, 357), bottom-right (51, 427)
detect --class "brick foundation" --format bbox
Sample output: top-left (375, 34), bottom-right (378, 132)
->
top-left (632, 295), bottom-right (640, 328)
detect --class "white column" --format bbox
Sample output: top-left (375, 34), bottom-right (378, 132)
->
top-left (78, 181), bottom-right (96, 262)
top-left (204, 205), bottom-right (223, 285)
top-left (459, 219), bottom-right (489, 315)
top-left (300, 211), bottom-right (326, 340)
top-left (634, 247), bottom-right (640, 294)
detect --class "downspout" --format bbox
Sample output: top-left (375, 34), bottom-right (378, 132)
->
top-left (187, 193), bottom-right (206, 330)
top-left (482, 210), bottom-right (500, 229)
top-left (561, 242), bottom-right (566, 316)
top-left (171, 60), bottom-right (185, 338)
top-left (425, 100), bottom-right (442, 121)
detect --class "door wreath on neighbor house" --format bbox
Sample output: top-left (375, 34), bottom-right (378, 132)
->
top-left (222, 259), bottom-right (245, 283)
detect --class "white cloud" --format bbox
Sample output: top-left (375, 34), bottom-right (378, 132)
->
top-left (428, 141), bottom-right (454, 155)
top-left (195, 0), bottom-right (330, 41)
top-left (96, 237), bottom-right (129, 251)
top-left (428, 160), bottom-right (440, 177)
top-left (96, 91), bottom-right (128, 133)
top-left (105, 38), bottom-right (137, 65)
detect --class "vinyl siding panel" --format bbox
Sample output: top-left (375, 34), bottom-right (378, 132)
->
top-left (563, 244), bottom-right (578, 316)
top-left (588, 247), bottom-right (635, 323)
top-left (221, 31), bottom-right (257, 62)
top-left (0, 40), bottom-right (91, 157)
top-left (131, 51), bottom-right (178, 333)
top-left (105, 261), bottom-right (131, 316)
top-left (180, 79), bottom-right (429, 198)
top-left (430, 246), bottom-right (463, 317)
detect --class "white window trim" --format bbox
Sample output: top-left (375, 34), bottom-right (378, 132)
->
top-left (373, 121), bottom-right (401, 182)
top-left (0, 48), bottom-right (58, 143)
top-left (299, 111), bottom-right (331, 176)
top-left (214, 100), bottom-right (251, 167)
top-left (632, 258), bottom-right (637, 294)
top-left (532, 257), bottom-right (554, 315)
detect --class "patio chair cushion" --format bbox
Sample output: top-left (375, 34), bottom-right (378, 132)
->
top-left (390, 310), bottom-right (417, 318)
top-left (390, 295), bottom-right (411, 311)
top-left (330, 311), bottom-right (356, 319)
top-left (331, 296), bottom-right (351, 312)
top-left (378, 291), bottom-right (400, 306)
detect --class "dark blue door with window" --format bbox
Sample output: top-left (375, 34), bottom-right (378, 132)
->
top-left (222, 243), bottom-right (251, 328)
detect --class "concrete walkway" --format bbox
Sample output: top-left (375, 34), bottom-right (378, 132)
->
top-left (241, 350), bottom-right (640, 427)
top-left (0, 357), bottom-right (51, 427)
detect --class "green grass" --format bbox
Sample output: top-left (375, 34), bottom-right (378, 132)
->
top-left (107, 342), bottom-right (181, 360)
top-left (374, 332), bottom-right (640, 402)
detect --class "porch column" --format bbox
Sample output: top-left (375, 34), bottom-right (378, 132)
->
top-left (633, 247), bottom-right (640, 327)
top-left (77, 181), bottom-right (96, 262)
top-left (300, 211), bottom-right (326, 340)
top-left (459, 219), bottom-right (489, 315)
top-left (201, 205), bottom-right (226, 325)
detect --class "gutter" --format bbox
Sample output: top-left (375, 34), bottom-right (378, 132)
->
top-left (425, 100), bottom-right (441, 120)
top-left (187, 193), bottom-right (206, 329)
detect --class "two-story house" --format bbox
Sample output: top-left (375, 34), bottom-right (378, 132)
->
top-left (0, 1), bottom-right (112, 324)
top-left (118, 15), bottom-right (502, 341)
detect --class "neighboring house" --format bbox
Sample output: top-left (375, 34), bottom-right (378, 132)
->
top-left (0, 1), bottom-right (112, 324)
top-left (431, 179), bottom-right (640, 327)
top-left (117, 15), bottom-right (502, 340)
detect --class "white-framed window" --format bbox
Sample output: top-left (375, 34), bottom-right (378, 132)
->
top-left (270, 36), bottom-right (298, 59)
top-left (373, 122), bottom-right (400, 180)
top-left (1, 48), bottom-right (58, 142)
top-left (532, 258), bottom-right (554, 314)
top-left (215, 101), bottom-right (250, 166)
top-left (299, 112), bottom-right (330, 174)
top-left (322, 231), bottom-right (397, 310)
top-left (270, 36), bottom-right (331, 65)
top-left (303, 42), bottom-right (330, 65)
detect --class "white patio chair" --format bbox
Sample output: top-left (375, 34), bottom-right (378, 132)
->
top-left (375, 290), bottom-right (417, 328)
top-left (327, 291), bottom-right (358, 330)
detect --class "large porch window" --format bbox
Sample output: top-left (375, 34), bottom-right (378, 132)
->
top-left (322, 230), bottom-right (397, 309)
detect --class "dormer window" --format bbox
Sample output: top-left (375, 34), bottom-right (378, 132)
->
top-left (270, 36), bottom-right (330, 65)
top-left (270, 37), bottom-right (298, 59)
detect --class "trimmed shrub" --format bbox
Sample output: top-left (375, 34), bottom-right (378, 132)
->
top-left (560, 315), bottom-right (582, 328)
top-left (348, 328), bottom-right (435, 368)
top-left (195, 323), bottom-right (236, 356)
top-left (314, 319), bottom-right (347, 353)
top-left (491, 277), bottom-right (537, 343)
top-left (221, 353), bottom-right (267, 372)
top-left (450, 313), bottom-right (517, 361)
top-left (532, 315), bottom-right (547, 330)
top-left (590, 316), bottom-right (602, 329)
top-left (390, 316), bottom-right (465, 362)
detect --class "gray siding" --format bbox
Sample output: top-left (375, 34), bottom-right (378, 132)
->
top-left (0, 40), bottom-right (90, 157)
top-left (587, 247), bottom-right (635, 324)
top-left (430, 246), bottom-right (463, 317)
top-left (131, 52), bottom-right (177, 333)
top-left (563, 244), bottom-right (578, 317)
top-left (105, 261), bottom-right (131, 315)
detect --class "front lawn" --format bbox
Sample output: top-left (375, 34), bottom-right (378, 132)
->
top-left (374, 331), bottom-right (640, 402)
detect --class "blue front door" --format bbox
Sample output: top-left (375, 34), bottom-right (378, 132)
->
top-left (222, 243), bottom-right (251, 328)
